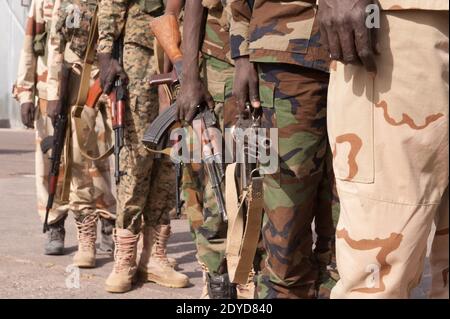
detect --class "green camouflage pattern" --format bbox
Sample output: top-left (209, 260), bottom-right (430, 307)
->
top-left (229, 0), bottom-right (330, 72)
top-left (255, 63), bottom-right (333, 299)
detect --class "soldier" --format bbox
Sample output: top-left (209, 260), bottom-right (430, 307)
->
top-left (175, 0), bottom-right (246, 299)
top-left (318, 0), bottom-right (449, 298)
top-left (97, 0), bottom-right (189, 293)
top-left (44, 0), bottom-right (116, 267)
top-left (229, 0), bottom-right (336, 298)
top-left (13, 0), bottom-right (114, 257)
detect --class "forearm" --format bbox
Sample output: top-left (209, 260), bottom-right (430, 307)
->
top-left (97, 0), bottom-right (129, 54)
top-left (165, 0), bottom-right (184, 17)
top-left (182, 0), bottom-right (207, 82)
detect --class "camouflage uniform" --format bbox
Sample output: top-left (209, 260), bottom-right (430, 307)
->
top-left (230, 0), bottom-right (337, 298)
top-left (46, 0), bottom-right (116, 224)
top-left (183, 0), bottom-right (236, 277)
top-left (97, 0), bottom-right (174, 234)
top-left (329, 1), bottom-right (449, 298)
top-left (13, 0), bottom-right (70, 225)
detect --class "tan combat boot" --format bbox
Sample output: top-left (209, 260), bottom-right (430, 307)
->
top-left (105, 228), bottom-right (140, 293)
top-left (138, 225), bottom-right (189, 288)
top-left (73, 214), bottom-right (98, 268)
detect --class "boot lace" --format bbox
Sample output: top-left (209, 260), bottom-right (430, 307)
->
top-left (75, 214), bottom-right (98, 251)
top-left (152, 226), bottom-right (171, 266)
top-left (113, 232), bottom-right (139, 273)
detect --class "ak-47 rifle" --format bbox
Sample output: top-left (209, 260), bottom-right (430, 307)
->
top-left (142, 15), bottom-right (227, 222)
top-left (79, 40), bottom-right (125, 185)
top-left (41, 63), bottom-right (72, 233)
top-left (110, 40), bottom-right (126, 184)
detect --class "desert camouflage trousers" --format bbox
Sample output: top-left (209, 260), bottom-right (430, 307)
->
top-left (182, 55), bottom-right (235, 275)
top-left (328, 10), bottom-right (449, 299)
top-left (35, 72), bottom-right (117, 224)
top-left (116, 43), bottom-right (174, 234)
top-left (255, 63), bottom-right (336, 299)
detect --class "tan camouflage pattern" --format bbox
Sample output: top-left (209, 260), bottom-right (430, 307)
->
top-left (14, 0), bottom-right (55, 104)
top-left (96, 0), bottom-right (175, 233)
top-left (328, 10), bottom-right (448, 298)
top-left (45, 0), bottom-right (116, 222)
top-left (229, 0), bottom-right (329, 71)
top-left (97, 0), bottom-right (163, 54)
top-left (378, 0), bottom-right (449, 10)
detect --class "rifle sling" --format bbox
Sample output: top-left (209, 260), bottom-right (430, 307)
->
top-left (72, 6), bottom-right (113, 161)
top-left (225, 163), bottom-right (264, 284)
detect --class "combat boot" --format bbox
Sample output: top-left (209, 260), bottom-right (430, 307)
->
top-left (138, 225), bottom-right (189, 288)
top-left (73, 214), bottom-right (98, 268)
top-left (206, 272), bottom-right (237, 299)
top-left (99, 217), bottom-right (115, 254)
top-left (105, 228), bottom-right (140, 293)
top-left (44, 216), bottom-right (66, 255)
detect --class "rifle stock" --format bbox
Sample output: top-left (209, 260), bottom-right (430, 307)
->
top-left (86, 78), bottom-right (102, 108)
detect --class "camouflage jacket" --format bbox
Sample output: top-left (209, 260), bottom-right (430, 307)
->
top-left (229, 0), bottom-right (329, 72)
top-left (97, 0), bottom-right (164, 54)
top-left (378, 0), bottom-right (449, 10)
top-left (201, 0), bottom-right (233, 65)
top-left (14, 0), bottom-right (55, 104)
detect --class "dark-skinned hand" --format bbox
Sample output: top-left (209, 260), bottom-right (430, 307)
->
top-left (176, 78), bottom-right (215, 123)
top-left (97, 53), bottom-right (128, 94)
top-left (20, 102), bottom-right (35, 129)
top-left (232, 56), bottom-right (260, 114)
top-left (318, 0), bottom-right (378, 73)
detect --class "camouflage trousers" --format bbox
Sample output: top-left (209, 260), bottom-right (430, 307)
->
top-left (329, 10), bottom-right (448, 299)
top-left (116, 43), bottom-right (174, 234)
top-left (255, 63), bottom-right (334, 299)
top-left (35, 96), bottom-right (116, 224)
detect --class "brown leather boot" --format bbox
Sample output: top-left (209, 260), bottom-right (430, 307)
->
top-left (105, 228), bottom-right (140, 293)
top-left (138, 225), bottom-right (189, 288)
top-left (73, 214), bottom-right (98, 268)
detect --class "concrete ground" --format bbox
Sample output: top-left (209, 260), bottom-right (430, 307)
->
top-left (0, 129), bottom-right (431, 299)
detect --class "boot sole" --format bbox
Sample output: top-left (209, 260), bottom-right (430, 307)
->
top-left (45, 248), bottom-right (64, 256)
top-left (75, 261), bottom-right (96, 269)
top-left (104, 283), bottom-right (132, 293)
top-left (146, 273), bottom-right (189, 288)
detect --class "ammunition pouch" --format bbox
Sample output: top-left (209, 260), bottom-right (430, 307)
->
top-left (33, 31), bottom-right (48, 56)
top-left (138, 0), bottom-right (164, 16)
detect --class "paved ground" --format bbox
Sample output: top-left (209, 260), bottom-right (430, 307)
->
top-left (0, 128), bottom-right (431, 299)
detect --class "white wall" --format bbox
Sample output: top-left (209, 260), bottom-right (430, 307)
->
top-left (0, 0), bottom-right (29, 128)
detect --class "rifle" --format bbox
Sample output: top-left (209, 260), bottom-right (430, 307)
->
top-left (110, 40), bottom-right (126, 184)
top-left (41, 63), bottom-right (72, 233)
top-left (142, 15), bottom-right (227, 222)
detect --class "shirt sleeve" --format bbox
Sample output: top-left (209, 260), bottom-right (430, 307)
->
top-left (46, 0), bottom-right (63, 101)
top-left (97, 0), bottom-right (130, 54)
top-left (15, 0), bottom-right (43, 105)
top-left (229, 0), bottom-right (252, 59)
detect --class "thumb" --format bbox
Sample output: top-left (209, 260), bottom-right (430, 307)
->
top-left (249, 77), bottom-right (260, 109)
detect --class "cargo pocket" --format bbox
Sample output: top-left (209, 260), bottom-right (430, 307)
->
top-left (327, 62), bottom-right (374, 183)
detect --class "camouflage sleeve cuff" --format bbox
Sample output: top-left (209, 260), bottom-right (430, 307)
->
top-left (17, 90), bottom-right (34, 106)
top-left (97, 39), bottom-right (114, 55)
top-left (229, 0), bottom-right (251, 59)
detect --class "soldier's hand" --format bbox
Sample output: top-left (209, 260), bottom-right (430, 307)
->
top-left (318, 0), bottom-right (378, 73)
top-left (158, 85), bottom-right (171, 113)
top-left (98, 53), bottom-right (128, 94)
top-left (20, 102), bottom-right (35, 129)
top-left (176, 78), bottom-right (215, 123)
top-left (233, 56), bottom-right (260, 114)
top-left (46, 100), bottom-right (60, 127)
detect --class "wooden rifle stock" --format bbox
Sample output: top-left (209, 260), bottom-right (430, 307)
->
top-left (86, 78), bottom-right (102, 108)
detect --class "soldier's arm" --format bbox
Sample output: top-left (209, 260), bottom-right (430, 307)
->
top-left (46, 0), bottom-right (63, 103)
top-left (97, 0), bottom-right (129, 93)
top-left (229, 0), bottom-right (259, 112)
top-left (15, 0), bottom-right (43, 128)
top-left (175, 0), bottom-right (215, 122)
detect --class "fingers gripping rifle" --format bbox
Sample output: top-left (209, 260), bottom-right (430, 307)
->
top-left (142, 15), bottom-right (227, 222)
top-left (41, 64), bottom-right (72, 233)
top-left (110, 40), bottom-right (126, 184)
